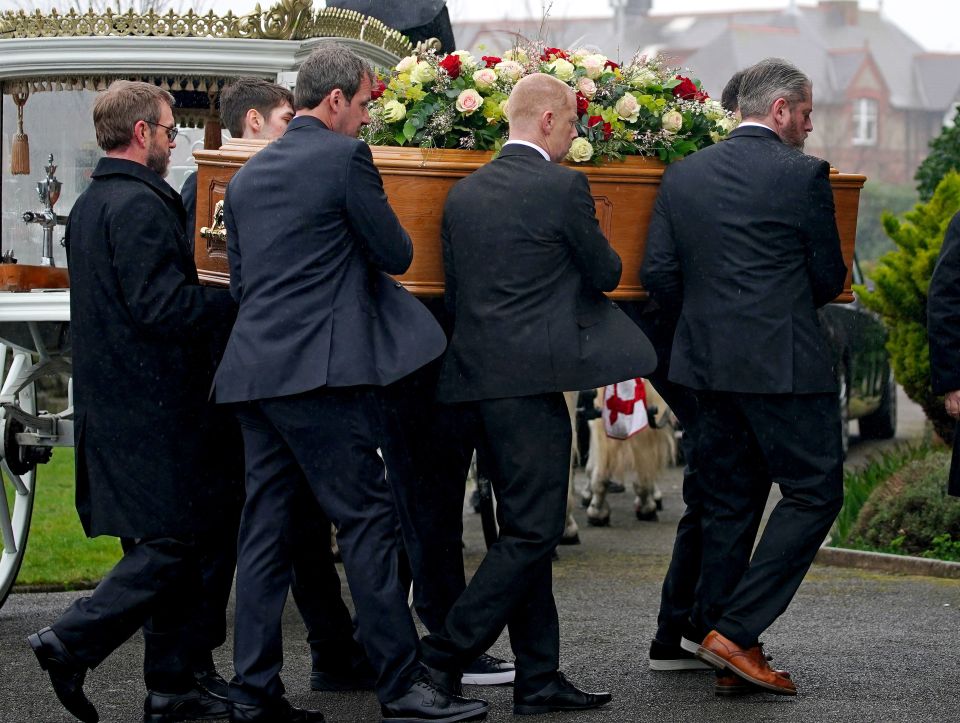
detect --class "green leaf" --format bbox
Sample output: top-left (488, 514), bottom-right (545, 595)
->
top-left (402, 120), bottom-right (416, 141)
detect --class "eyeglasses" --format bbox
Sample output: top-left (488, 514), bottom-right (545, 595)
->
top-left (144, 120), bottom-right (178, 142)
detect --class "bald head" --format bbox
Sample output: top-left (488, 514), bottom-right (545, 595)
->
top-left (506, 73), bottom-right (579, 162)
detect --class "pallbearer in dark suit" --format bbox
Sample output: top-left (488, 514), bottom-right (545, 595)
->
top-left (642, 58), bottom-right (848, 695)
top-left (419, 73), bottom-right (656, 716)
top-left (928, 210), bottom-right (960, 498)
top-left (28, 80), bottom-right (236, 723)
top-left (212, 43), bottom-right (487, 723)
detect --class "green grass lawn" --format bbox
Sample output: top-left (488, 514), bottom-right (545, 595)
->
top-left (10, 449), bottom-right (120, 587)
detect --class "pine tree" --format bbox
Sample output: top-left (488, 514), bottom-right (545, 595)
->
top-left (858, 171), bottom-right (960, 443)
top-left (915, 107), bottom-right (960, 202)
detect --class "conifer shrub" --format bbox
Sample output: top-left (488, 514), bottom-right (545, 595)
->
top-left (857, 172), bottom-right (960, 443)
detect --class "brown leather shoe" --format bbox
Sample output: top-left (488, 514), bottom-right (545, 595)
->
top-left (697, 631), bottom-right (796, 696)
top-left (715, 668), bottom-right (791, 696)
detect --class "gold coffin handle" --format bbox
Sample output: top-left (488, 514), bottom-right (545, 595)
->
top-left (200, 199), bottom-right (227, 245)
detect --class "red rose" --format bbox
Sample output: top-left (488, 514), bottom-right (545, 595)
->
top-left (588, 116), bottom-right (612, 140)
top-left (673, 75), bottom-right (699, 100)
top-left (587, 115), bottom-right (603, 128)
top-left (439, 54), bottom-right (462, 79)
top-left (481, 55), bottom-right (502, 68)
top-left (693, 90), bottom-right (709, 103)
top-left (576, 93), bottom-right (589, 116)
top-left (604, 59), bottom-right (620, 70)
top-left (602, 121), bottom-right (613, 140)
top-left (371, 79), bottom-right (387, 100)
top-left (541, 47), bottom-right (569, 61)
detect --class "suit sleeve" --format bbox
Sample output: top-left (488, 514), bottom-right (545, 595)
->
top-left (800, 160), bottom-right (847, 308)
top-left (224, 192), bottom-right (242, 304)
top-left (441, 205), bottom-right (457, 321)
top-left (640, 181), bottom-right (683, 315)
top-left (929, 212), bottom-right (960, 395)
top-left (563, 171), bottom-right (622, 292)
top-left (110, 194), bottom-right (235, 339)
top-left (345, 142), bottom-right (413, 275)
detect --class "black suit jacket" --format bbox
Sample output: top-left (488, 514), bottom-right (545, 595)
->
top-left (213, 116), bottom-right (445, 403)
top-left (66, 158), bottom-right (236, 538)
top-left (641, 125), bottom-right (847, 395)
top-left (437, 143), bottom-right (655, 403)
top-left (927, 210), bottom-right (960, 496)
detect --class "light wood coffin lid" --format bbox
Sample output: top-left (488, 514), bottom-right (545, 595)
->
top-left (194, 143), bottom-right (863, 302)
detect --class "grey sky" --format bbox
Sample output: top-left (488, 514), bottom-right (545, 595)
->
top-left (1, 1), bottom-right (955, 52)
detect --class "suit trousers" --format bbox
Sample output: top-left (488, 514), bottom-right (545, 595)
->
top-left (694, 391), bottom-right (844, 647)
top-left (53, 536), bottom-right (202, 692)
top-left (420, 393), bottom-right (570, 697)
top-left (193, 411), bottom-right (361, 674)
top-left (380, 355), bottom-right (466, 635)
top-left (229, 386), bottom-right (420, 706)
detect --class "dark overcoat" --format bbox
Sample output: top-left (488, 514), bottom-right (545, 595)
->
top-left (66, 157), bottom-right (236, 539)
top-left (928, 210), bottom-right (960, 496)
top-left (641, 124), bottom-right (848, 395)
top-left (436, 143), bottom-right (656, 403)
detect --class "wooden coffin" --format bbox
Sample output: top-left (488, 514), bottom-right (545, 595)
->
top-left (193, 143), bottom-right (864, 302)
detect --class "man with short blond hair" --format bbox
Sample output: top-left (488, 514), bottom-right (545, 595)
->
top-left (29, 79), bottom-right (235, 723)
top-left (418, 72), bottom-right (655, 716)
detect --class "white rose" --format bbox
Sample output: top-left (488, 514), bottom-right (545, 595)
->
top-left (452, 50), bottom-right (477, 70)
top-left (718, 115), bottom-right (739, 134)
top-left (547, 58), bottom-right (575, 82)
top-left (576, 77), bottom-right (597, 99)
top-left (382, 99), bottom-right (407, 123)
top-left (495, 60), bottom-right (524, 82)
top-left (396, 55), bottom-right (418, 73)
top-left (704, 99), bottom-right (726, 121)
top-left (615, 92), bottom-right (641, 123)
top-left (472, 68), bottom-right (498, 91)
top-left (661, 109), bottom-right (684, 134)
top-left (629, 66), bottom-right (658, 89)
top-left (456, 89), bottom-right (483, 115)
top-left (566, 137), bottom-right (594, 163)
top-left (580, 54), bottom-right (608, 80)
top-left (503, 48), bottom-right (529, 63)
top-left (410, 60), bottom-right (436, 85)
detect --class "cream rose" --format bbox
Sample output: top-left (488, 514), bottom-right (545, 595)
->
top-left (661, 109), bottom-right (684, 134)
top-left (472, 68), bottom-right (498, 91)
top-left (456, 89), bottom-right (483, 115)
top-left (566, 137), bottom-right (594, 163)
top-left (410, 60), bottom-right (436, 84)
top-left (495, 60), bottom-right (524, 82)
top-left (396, 55), bottom-right (418, 74)
top-left (547, 58), bottom-right (575, 82)
top-left (503, 48), bottom-right (529, 63)
top-left (452, 50), bottom-right (477, 70)
top-left (721, 115), bottom-right (739, 133)
top-left (704, 99), bottom-right (726, 121)
top-left (580, 54), bottom-right (608, 80)
top-left (615, 92), bottom-right (641, 123)
top-left (382, 99), bottom-right (407, 123)
top-left (577, 77), bottom-right (597, 99)
top-left (629, 66), bottom-right (658, 89)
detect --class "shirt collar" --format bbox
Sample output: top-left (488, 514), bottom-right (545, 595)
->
top-left (502, 139), bottom-right (550, 161)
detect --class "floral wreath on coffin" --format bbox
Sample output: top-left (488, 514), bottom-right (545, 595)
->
top-left (363, 41), bottom-right (739, 164)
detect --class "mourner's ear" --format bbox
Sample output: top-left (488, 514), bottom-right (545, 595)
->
top-left (771, 97), bottom-right (789, 126)
top-left (245, 108), bottom-right (262, 134)
top-left (133, 119), bottom-right (150, 148)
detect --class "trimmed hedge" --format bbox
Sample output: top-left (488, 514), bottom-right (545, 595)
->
top-left (848, 449), bottom-right (960, 560)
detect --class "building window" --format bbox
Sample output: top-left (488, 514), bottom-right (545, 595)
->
top-left (852, 98), bottom-right (878, 146)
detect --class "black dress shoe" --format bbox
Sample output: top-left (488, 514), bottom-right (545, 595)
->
top-left (424, 663), bottom-right (463, 697)
top-left (381, 676), bottom-right (488, 722)
top-left (230, 698), bottom-right (324, 723)
top-left (194, 668), bottom-right (230, 702)
top-left (144, 686), bottom-right (230, 722)
top-left (513, 672), bottom-right (611, 715)
top-left (28, 626), bottom-right (99, 723)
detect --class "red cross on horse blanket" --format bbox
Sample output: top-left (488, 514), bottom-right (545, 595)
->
top-left (602, 378), bottom-right (649, 440)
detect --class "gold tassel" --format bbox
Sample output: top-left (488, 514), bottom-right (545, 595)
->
top-left (11, 89), bottom-right (30, 175)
